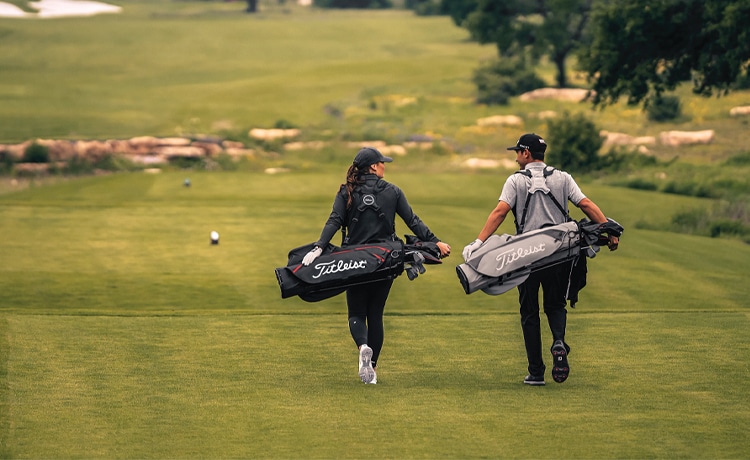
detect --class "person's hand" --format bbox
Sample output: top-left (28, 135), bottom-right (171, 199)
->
top-left (607, 235), bottom-right (619, 251)
top-left (462, 239), bottom-right (483, 261)
top-left (436, 241), bottom-right (451, 258)
top-left (302, 246), bottom-right (323, 266)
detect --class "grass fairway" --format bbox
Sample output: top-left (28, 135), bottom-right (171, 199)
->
top-left (3, 313), bottom-right (749, 458)
top-left (1, 170), bottom-right (749, 458)
top-left (0, 1), bottom-right (494, 142)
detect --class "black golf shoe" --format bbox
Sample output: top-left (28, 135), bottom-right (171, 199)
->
top-left (523, 374), bottom-right (546, 386)
top-left (551, 340), bottom-right (570, 383)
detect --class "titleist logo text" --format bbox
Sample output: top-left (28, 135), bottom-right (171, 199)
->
top-left (495, 243), bottom-right (546, 271)
top-left (312, 259), bottom-right (367, 278)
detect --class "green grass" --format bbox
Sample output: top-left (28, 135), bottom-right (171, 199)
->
top-left (2, 0), bottom-right (750, 165)
top-left (3, 313), bottom-right (748, 458)
top-left (1, 170), bottom-right (749, 458)
top-left (1, 2), bottom-right (750, 458)
top-left (0, 1), bottom-right (494, 142)
top-left (0, 170), bottom-right (744, 316)
top-left (3, 0), bottom-right (750, 201)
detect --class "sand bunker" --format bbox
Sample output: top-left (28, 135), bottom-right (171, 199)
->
top-left (0, 0), bottom-right (122, 18)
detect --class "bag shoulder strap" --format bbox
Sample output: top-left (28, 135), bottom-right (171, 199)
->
top-left (514, 167), bottom-right (570, 233)
top-left (342, 179), bottom-right (388, 245)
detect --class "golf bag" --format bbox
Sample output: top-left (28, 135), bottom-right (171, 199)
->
top-left (456, 219), bottom-right (622, 302)
top-left (275, 236), bottom-right (442, 302)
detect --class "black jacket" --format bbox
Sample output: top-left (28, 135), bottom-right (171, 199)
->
top-left (315, 174), bottom-right (439, 247)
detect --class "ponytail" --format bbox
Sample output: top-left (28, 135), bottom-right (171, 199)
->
top-left (344, 164), bottom-right (365, 208)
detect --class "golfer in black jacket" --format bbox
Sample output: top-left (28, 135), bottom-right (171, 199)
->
top-left (302, 147), bottom-right (451, 384)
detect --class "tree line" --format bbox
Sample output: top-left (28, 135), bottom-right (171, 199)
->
top-left (245, 0), bottom-right (749, 108)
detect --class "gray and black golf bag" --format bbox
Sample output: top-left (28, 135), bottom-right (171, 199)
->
top-left (275, 236), bottom-right (442, 302)
top-left (456, 219), bottom-right (622, 304)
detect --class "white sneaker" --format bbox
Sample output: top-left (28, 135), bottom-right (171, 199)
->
top-left (358, 345), bottom-right (375, 384)
top-left (367, 369), bottom-right (377, 385)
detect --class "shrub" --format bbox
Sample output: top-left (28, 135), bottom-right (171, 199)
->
top-left (273, 119), bottom-right (297, 129)
top-left (723, 151), bottom-right (750, 166)
top-left (598, 149), bottom-right (659, 173)
top-left (646, 95), bottom-right (682, 122)
top-left (546, 112), bottom-right (603, 173)
top-left (61, 156), bottom-right (94, 175)
top-left (669, 198), bottom-right (749, 239)
top-left (23, 143), bottom-right (50, 163)
top-left (93, 154), bottom-right (140, 172)
top-left (0, 150), bottom-right (14, 174)
top-left (168, 156), bottom-right (205, 170)
top-left (314, 0), bottom-right (391, 8)
top-left (662, 180), bottom-right (716, 198)
top-left (709, 178), bottom-right (750, 197)
top-left (671, 208), bottom-right (710, 235)
top-left (623, 178), bottom-right (658, 191)
top-left (472, 58), bottom-right (545, 105)
top-left (214, 153), bottom-right (240, 171)
top-left (663, 181), bottom-right (689, 196)
top-left (710, 220), bottom-right (748, 238)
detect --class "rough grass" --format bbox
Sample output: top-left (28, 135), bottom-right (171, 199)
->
top-left (1, 170), bottom-right (749, 458)
top-left (2, 0), bottom-right (750, 165)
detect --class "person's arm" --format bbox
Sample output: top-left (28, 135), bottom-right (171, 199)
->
top-left (462, 200), bottom-right (511, 261)
top-left (314, 189), bottom-right (347, 248)
top-left (303, 189), bottom-right (346, 266)
top-left (577, 198), bottom-right (619, 251)
top-left (395, 188), bottom-right (451, 257)
top-left (476, 201), bottom-right (512, 242)
top-left (577, 198), bottom-right (606, 224)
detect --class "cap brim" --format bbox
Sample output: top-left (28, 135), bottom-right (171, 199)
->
top-left (506, 146), bottom-right (522, 151)
top-left (382, 156), bottom-right (393, 163)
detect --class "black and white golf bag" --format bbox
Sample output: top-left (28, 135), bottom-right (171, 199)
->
top-left (275, 236), bottom-right (442, 302)
top-left (456, 219), bottom-right (623, 302)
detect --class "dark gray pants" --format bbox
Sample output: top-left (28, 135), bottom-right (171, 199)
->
top-left (346, 279), bottom-right (393, 368)
top-left (518, 263), bottom-right (569, 377)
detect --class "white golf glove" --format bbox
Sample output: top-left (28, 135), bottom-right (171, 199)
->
top-left (302, 246), bottom-right (323, 266)
top-left (462, 239), bottom-right (483, 261)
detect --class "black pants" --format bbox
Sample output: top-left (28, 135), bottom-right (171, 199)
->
top-left (517, 263), bottom-right (570, 377)
top-left (346, 279), bottom-right (393, 368)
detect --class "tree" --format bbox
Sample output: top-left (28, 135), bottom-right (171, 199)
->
top-left (472, 57), bottom-right (546, 104)
top-left (445, 0), bottom-right (594, 88)
top-left (441, 0), bottom-right (478, 23)
top-left (578, 0), bottom-right (750, 106)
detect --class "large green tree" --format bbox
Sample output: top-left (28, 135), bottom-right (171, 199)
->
top-left (579, 0), bottom-right (750, 106)
top-left (444, 0), bottom-right (594, 88)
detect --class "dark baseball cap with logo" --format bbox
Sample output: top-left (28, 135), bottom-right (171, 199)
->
top-left (353, 147), bottom-right (393, 168)
top-left (506, 133), bottom-right (547, 154)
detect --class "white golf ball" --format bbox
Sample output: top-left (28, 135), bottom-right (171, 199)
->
top-left (210, 231), bottom-right (219, 243)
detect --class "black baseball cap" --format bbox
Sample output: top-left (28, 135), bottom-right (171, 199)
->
top-left (353, 147), bottom-right (393, 168)
top-left (506, 133), bottom-right (547, 154)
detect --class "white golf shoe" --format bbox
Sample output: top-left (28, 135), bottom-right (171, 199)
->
top-left (358, 345), bottom-right (376, 384)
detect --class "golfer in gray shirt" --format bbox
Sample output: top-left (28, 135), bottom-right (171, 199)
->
top-left (462, 133), bottom-right (619, 386)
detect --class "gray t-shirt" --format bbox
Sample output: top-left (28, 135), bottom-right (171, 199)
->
top-left (499, 162), bottom-right (586, 233)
